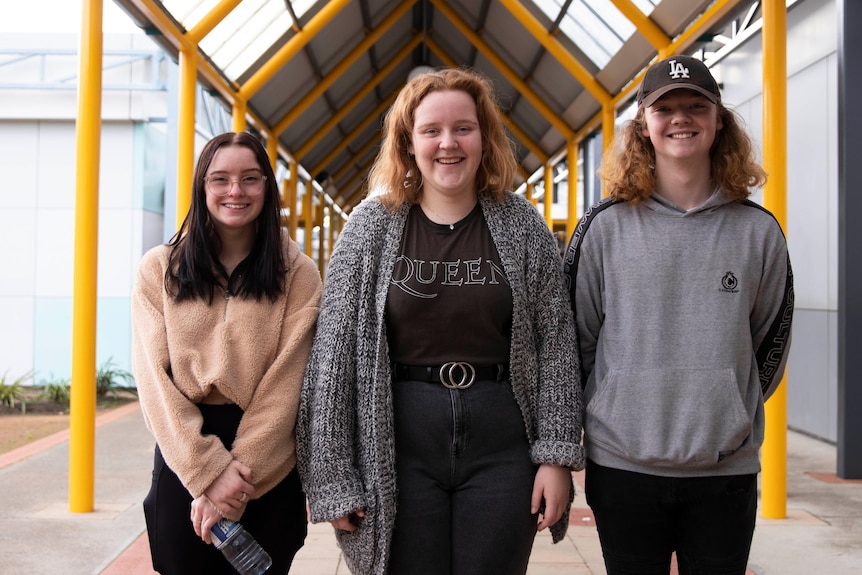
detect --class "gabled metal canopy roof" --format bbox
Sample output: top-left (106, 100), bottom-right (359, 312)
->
top-left (114, 0), bottom-right (754, 211)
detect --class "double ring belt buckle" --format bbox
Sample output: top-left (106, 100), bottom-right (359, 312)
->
top-left (439, 361), bottom-right (476, 389)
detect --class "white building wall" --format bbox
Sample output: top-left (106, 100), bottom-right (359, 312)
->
top-left (0, 30), bottom-right (167, 386)
top-left (715, 0), bottom-right (838, 441)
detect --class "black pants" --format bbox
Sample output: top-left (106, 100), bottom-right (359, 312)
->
top-left (388, 378), bottom-right (538, 575)
top-left (143, 403), bottom-right (307, 575)
top-left (585, 459), bottom-right (757, 575)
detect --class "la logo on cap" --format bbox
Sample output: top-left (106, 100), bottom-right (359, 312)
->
top-left (668, 60), bottom-right (690, 80)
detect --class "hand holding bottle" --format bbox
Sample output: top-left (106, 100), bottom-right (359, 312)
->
top-left (191, 459), bottom-right (255, 544)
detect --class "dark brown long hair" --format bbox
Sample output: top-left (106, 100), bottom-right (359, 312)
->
top-left (165, 132), bottom-right (285, 303)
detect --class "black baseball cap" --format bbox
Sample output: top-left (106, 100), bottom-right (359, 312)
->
top-left (637, 55), bottom-right (721, 107)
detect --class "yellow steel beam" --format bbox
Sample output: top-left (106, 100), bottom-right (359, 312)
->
top-left (566, 141), bottom-right (579, 237)
top-left (665, 0), bottom-right (741, 58)
top-left (267, 133), bottom-right (278, 172)
top-left (602, 101), bottom-right (616, 155)
top-left (176, 46), bottom-right (197, 228)
top-left (318, 204), bottom-right (327, 274)
top-left (123, 0), bottom-right (235, 104)
top-left (609, 0), bottom-right (670, 52)
top-left (69, 0), bottom-right (103, 514)
top-left (334, 133), bottom-right (379, 189)
top-left (525, 181), bottom-right (535, 205)
top-left (272, 0), bottom-right (417, 136)
top-left (237, 0), bottom-right (352, 100)
top-left (328, 211), bottom-right (337, 262)
top-left (308, 92), bottom-right (398, 178)
top-left (186, 0), bottom-right (242, 44)
top-left (298, 37), bottom-right (420, 163)
top-left (761, 0), bottom-right (788, 520)
top-left (123, 0), bottom-right (297, 163)
top-left (428, 0), bottom-right (575, 140)
top-left (543, 164), bottom-right (554, 230)
top-left (503, 114), bottom-right (548, 164)
top-left (342, 156), bottom-right (377, 207)
top-left (288, 162), bottom-right (299, 240)
top-left (303, 187), bottom-right (313, 258)
top-left (342, 182), bottom-right (366, 209)
top-left (232, 99), bottom-right (247, 132)
top-left (498, 0), bottom-right (611, 104)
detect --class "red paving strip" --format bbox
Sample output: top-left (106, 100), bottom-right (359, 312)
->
top-left (570, 506), bottom-right (596, 526)
top-left (807, 471), bottom-right (862, 484)
top-left (101, 533), bottom-right (157, 575)
top-left (0, 401), bottom-right (141, 470)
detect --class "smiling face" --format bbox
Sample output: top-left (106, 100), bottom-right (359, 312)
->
top-left (642, 89), bottom-right (722, 167)
top-left (204, 144), bottom-right (266, 238)
top-left (408, 89), bottom-right (483, 202)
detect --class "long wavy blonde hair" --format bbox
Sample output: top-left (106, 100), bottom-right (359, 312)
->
top-left (599, 103), bottom-right (767, 204)
top-left (368, 67), bottom-right (518, 210)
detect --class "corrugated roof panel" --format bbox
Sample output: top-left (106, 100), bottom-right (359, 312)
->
top-left (530, 0), bottom-right (658, 68)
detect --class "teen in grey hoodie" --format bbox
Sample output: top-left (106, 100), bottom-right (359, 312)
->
top-left (563, 55), bottom-right (794, 574)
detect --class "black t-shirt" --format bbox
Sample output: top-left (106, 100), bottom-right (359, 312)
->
top-left (385, 203), bottom-right (513, 365)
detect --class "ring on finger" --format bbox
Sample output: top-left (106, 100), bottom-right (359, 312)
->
top-left (239, 492), bottom-right (247, 503)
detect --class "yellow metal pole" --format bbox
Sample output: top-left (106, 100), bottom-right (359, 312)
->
top-left (318, 205), bottom-right (326, 274)
top-left (543, 164), bottom-right (553, 230)
top-left (69, 0), bottom-right (102, 513)
top-left (602, 102), bottom-right (616, 154)
top-left (233, 99), bottom-right (247, 133)
top-left (289, 162), bottom-right (298, 241)
top-left (526, 182), bottom-right (536, 206)
top-left (760, 0), bottom-right (788, 519)
top-left (176, 46), bottom-right (197, 229)
top-left (303, 188), bottom-right (313, 258)
top-left (267, 133), bottom-right (278, 172)
top-left (280, 177), bottom-right (289, 224)
top-left (567, 141), bottom-right (579, 239)
top-left (328, 211), bottom-right (337, 261)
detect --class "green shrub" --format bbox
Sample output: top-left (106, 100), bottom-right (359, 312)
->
top-left (95, 357), bottom-right (135, 398)
top-left (40, 380), bottom-right (71, 403)
top-left (0, 370), bottom-right (34, 413)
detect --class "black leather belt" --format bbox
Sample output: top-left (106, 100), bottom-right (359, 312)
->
top-left (392, 362), bottom-right (509, 389)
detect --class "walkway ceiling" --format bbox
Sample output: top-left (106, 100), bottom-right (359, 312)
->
top-left (114, 0), bottom-right (754, 211)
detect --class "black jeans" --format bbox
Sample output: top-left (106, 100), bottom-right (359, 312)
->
top-left (143, 403), bottom-right (307, 575)
top-left (388, 377), bottom-right (538, 575)
top-left (585, 459), bottom-right (757, 575)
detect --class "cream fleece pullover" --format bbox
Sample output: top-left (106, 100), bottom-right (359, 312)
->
top-left (132, 232), bottom-right (321, 499)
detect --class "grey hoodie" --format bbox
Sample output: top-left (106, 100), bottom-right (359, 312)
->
top-left (563, 190), bottom-right (793, 477)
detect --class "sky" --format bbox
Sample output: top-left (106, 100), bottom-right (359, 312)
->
top-left (0, 1), bottom-right (143, 34)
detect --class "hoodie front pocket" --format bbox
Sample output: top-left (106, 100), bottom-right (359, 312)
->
top-left (586, 367), bottom-right (751, 469)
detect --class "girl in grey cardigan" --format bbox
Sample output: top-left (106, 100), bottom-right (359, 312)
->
top-left (297, 68), bottom-right (584, 575)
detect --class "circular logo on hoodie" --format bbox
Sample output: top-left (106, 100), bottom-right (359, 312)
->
top-left (721, 271), bottom-right (739, 293)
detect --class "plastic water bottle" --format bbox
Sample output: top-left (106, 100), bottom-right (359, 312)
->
top-left (210, 518), bottom-right (272, 575)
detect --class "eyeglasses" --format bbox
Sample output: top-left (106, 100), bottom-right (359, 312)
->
top-left (204, 174), bottom-right (268, 196)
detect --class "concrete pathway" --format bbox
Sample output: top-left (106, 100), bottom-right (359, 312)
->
top-left (1, 403), bottom-right (860, 574)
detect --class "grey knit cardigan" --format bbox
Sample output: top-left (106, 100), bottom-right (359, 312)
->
top-left (296, 191), bottom-right (585, 575)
